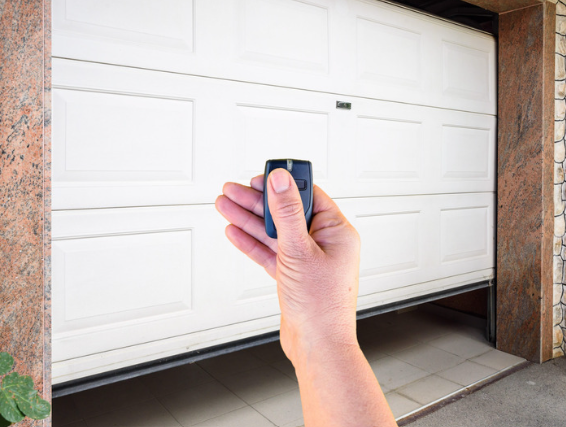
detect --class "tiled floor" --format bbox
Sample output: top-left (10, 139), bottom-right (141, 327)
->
top-left (52, 307), bottom-right (525, 427)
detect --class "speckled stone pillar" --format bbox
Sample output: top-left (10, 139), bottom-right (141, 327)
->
top-left (497, 2), bottom-right (556, 363)
top-left (0, 0), bottom-right (51, 425)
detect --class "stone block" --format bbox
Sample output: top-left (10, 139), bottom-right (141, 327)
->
top-left (553, 346), bottom-right (565, 359)
top-left (561, 243), bottom-right (566, 260)
top-left (554, 324), bottom-right (564, 347)
top-left (554, 303), bottom-right (564, 324)
top-left (557, 34), bottom-right (566, 56)
top-left (557, 55), bottom-right (566, 80)
top-left (559, 1), bottom-right (566, 16)
top-left (555, 121), bottom-right (565, 142)
top-left (555, 283), bottom-right (564, 305)
top-left (556, 80), bottom-right (566, 99)
top-left (562, 181), bottom-right (566, 201)
top-left (556, 98), bottom-right (566, 120)
top-left (556, 15), bottom-right (566, 34)
top-left (555, 235), bottom-right (562, 255)
top-left (554, 256), bottom-right (564, 283)
top-left (555, 213), bottom-right (566, 236)
top-left (555, 184), bottom-right (565, 215)
top-left (555, 139), bottom-right (566, 162)
top-left (562, 289), bottom-right (566, 305)
top-left (558, 14), bottom-right (566, 36)
top-left (555, 161), bottom-right (564, 183)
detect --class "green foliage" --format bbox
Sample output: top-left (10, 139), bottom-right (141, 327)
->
top-left (0, 352), bottom-right (51, 426)
top-left (0, 354), bottom-right (13, 376)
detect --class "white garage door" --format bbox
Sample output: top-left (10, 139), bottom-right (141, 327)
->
top-left (51, 0), bottom-right (496, 383)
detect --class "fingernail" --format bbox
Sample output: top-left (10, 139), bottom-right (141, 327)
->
top-left (270, 168), bottom-right (290, 193)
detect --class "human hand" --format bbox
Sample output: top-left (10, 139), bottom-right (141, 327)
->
top-left (215, 168), bottom-right (361, 363)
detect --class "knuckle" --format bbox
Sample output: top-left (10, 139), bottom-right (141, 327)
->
top-left (348, 226), bottom-right (361, 251)
top-left (350, 225), bottom-right (361, 244)
top-left (251, 196), bottom-right (263, 216)
top-left (275, 201), bottom-right (304, 220)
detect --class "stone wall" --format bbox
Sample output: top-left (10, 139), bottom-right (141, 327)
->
top-left (554, 0), bottom-right (566, 357)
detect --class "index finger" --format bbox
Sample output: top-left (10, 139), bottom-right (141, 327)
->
top-left (250, 174), bottom-right (264, 192)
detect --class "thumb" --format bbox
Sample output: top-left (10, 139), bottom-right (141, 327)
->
top-left (267, 168), bottom-right (311, 253)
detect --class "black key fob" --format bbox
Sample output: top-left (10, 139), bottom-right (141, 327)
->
top-left (264, 159), bottom-right (313, 239)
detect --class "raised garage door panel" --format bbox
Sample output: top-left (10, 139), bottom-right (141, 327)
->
top-left (349, 0), bottom-right (495, 114)
top-left (349, 99), bottom-right (496, 197)
top-left (337, 193), bottom-right (494, 298)
top-left (53, 59), bottom-right (495, 209)
top-left (52, 192), bottom-right (494, 362)
top-left (52, 59), bottom-right (339, 209)
top-left (52, 205), bottom-right (280, 361)
top-left (53, 0), bottom-right (496, 114)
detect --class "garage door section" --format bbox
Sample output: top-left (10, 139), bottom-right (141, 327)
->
top-left (52, 0), bottom-right (496, 382)
top-left (53, 0), bottom-right (495, 114)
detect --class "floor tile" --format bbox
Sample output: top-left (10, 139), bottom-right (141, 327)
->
top-left (158, 380), bottom-right (246, 426)
top-left (458, 325), bottom-right (490, 343)
top-left (470, 349), bottom-right (526, 371)
top-left (377, 331), bottom-right (420, 355)
top-left (391, 343), bottom-right (464, 373)
top-left (248, 341), bottom-right (288, 364)
top-left (280, 419), bottom-right (304, 427)
top-left (85, 399), bottom-right (181, 427)
top-left (428, 333), bottom-right (493, 359)
top-left (359, 338), bottom-right (388, 362)
top-left (437, 361), bottom-right (498, 386)
top-left (139, 363), bottom-right (214, 398)
top-left (51, 394), bottom-right (82, 426)
top-left (197, 350), bottom-right (267, 379)
top-left (252, 388), bottom-right (303, 426)
top-left (410, 320), bottom-right (460, 343)
top-left (191, 406), bottom-right (275, 427)
top-left (71, 378), bottom-right (153, 419)
top-left (218, 365), bottom-right (298, 404)
top-left (397, 375), bottom-right (462, 405)
top-left (270, 358), bottom-right (298, 382)
top-left (385, 392), bottom-right (421, 419)
top-left (370, 356), bottom-right (430, 390)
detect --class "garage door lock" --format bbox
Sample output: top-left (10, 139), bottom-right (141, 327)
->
top-left (336, 101), bottom-right (351, 110)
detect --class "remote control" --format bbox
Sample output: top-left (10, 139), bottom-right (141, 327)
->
top-left (263, 159), bottom-right (313, 239)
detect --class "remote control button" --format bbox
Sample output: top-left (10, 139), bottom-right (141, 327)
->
top-left (295, 179), bottom-right (307, 191)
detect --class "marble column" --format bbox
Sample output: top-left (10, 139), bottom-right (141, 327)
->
top-left (496, 3), bottom-right (556, 363)
top-left (0, 0), bottom-right (51, 425)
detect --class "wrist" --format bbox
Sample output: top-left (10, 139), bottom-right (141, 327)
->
top-left (292, 338), bottom-right (365, 399)
top-left (286, 327), bottom-right (360, 372)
